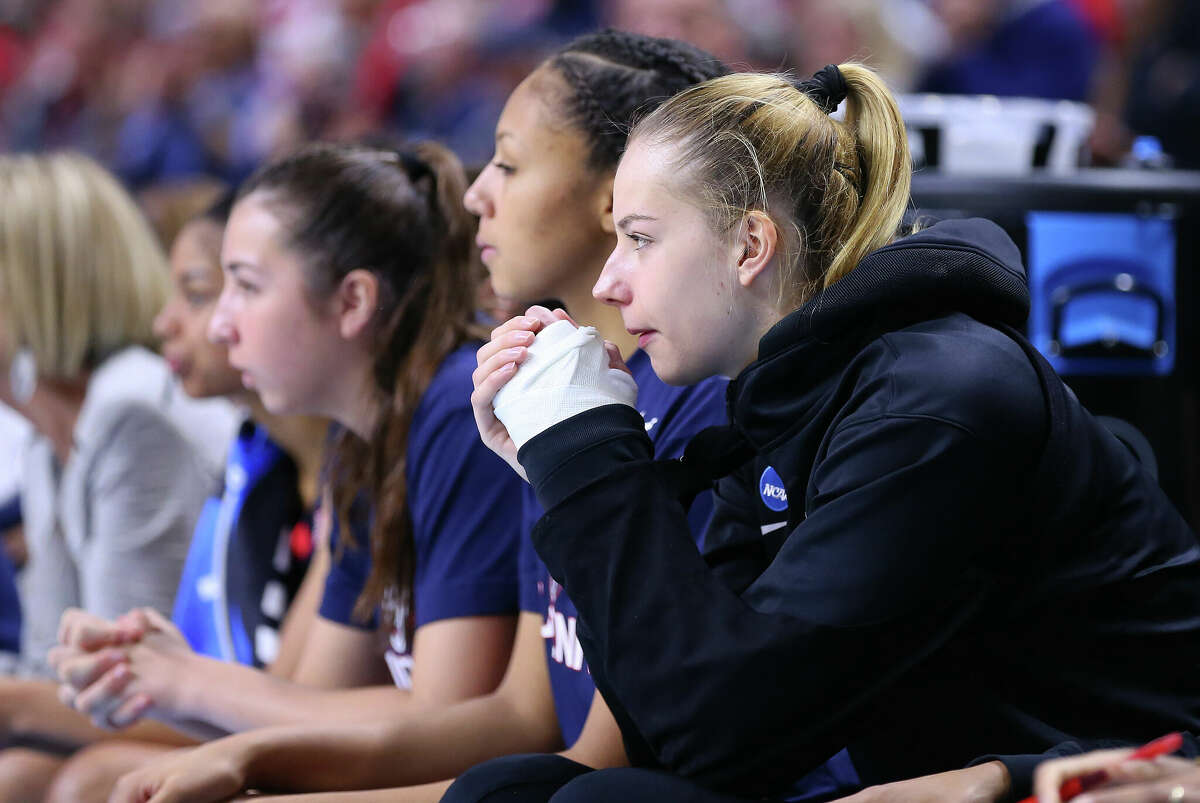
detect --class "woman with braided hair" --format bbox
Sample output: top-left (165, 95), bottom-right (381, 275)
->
top-left (464, 58), bottom-right (1200, 802)
top-left (105, 30), bottom-right (742, 803)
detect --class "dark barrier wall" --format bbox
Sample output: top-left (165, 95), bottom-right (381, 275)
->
top-left (912, 169), bottom-right (1200, 526)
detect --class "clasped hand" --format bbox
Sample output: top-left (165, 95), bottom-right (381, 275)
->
top-left (470, 305), bottom-right (634, 482)
top-left (48, 606), bottom-right (191, 729)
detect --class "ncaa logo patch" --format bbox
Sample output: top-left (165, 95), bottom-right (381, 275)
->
top-left (759, 466), bottom-right (788, 512)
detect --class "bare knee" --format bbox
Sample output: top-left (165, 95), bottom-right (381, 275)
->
top-left (0, 746), bottom-right (65, 803)
top-left (46, 740), bottom-right (172, 803)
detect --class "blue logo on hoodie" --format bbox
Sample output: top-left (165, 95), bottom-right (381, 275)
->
top-left (759, 466), bottom-right (788, 512)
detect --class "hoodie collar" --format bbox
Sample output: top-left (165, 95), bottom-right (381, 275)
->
top-left (727, 218), bottom-right (1030, 448)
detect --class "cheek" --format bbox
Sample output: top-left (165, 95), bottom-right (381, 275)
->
top-left (194, 328), bottom-right (230, 368)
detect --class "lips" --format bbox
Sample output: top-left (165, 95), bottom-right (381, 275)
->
top-left (477, 242), bottom-right (496, 264)
top-left (627, 328), bottom-right (657, 350)
top-left (163, 354), bottom-right (188, 378)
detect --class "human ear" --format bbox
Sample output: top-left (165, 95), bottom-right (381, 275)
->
top-left (596, 173), bottom-right (616, 235)
top-left (336, 269), bottom-right (380, 339)
top-left (735, 211), bottom-right (778, 288)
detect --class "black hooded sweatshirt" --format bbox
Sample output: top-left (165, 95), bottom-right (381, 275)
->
top-left (518, 218), bottom-right (1200, 800)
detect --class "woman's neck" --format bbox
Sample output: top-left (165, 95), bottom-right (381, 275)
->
top-left (556, 264), bottom-right (639, 359)
top-left (4, 377), bottom-right (89, 464)
top-left (248, 397), bottom-right (328, 510)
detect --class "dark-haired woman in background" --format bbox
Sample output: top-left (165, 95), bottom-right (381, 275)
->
top-left (104, 30), bottom-right (745, 803)
top-left (52, 141), bottom-right (524, 800)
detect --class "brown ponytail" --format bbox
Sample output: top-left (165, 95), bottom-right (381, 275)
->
top-left (238, 141), bottom-right (485, 622)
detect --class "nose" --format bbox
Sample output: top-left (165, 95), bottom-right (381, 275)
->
top-left (207, 285), bottom-right (238, 346)
top-left (463, 164), bottom-right (494, 218)
top-left (592, 246), bottom-right (631, 308)
top-left (153, 300), bottom-right (179, 341)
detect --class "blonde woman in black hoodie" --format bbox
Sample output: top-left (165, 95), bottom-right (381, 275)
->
top-left (466, 64), bottom-right (1200, 803)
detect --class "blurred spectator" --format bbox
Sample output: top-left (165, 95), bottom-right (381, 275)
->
top-left (609, 0), bottom-right (752, 67)
top-left (0, 152), bottom-right (236, 678)
top-left (917, 0), bottom-right (1103, 101)
top-left (1123, 0), bottom-right (1199, 168)
top-left (136, 177), bottom-right (228, 249)
top-left (0, 0), bottom-right (1166, 179)
top-left (1, 0), bottom-right (610, 177)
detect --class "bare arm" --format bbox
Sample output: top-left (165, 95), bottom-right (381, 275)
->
top-left (210, 613), bottom-right (550, 788)
top-left (177, 611), bottom-right (515, 729)
top-left (218, 774), bottom-right (468, 803)
top-left (0, 676), bottom-right (196, 749)
top-left (560, 691), bottom-right (628, 770)
top-left (230, 787), bottom-right (450, 803)
top-left (110, 614), bottom-right (561, 802)
top-left (62, 601), bottom-right (517, 736)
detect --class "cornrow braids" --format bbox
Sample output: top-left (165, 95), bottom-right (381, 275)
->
top-left (547, 28), bottom-right (728, 171)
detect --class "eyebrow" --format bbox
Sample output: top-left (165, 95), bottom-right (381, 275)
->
top-left (616, 214), bottom-right (657, 231)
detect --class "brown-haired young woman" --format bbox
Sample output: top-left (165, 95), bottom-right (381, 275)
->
top-left (51, 141), bottom-right (525, 799)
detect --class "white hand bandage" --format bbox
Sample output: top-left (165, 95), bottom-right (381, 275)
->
top-left (493, 319), bottom-right (638, 450)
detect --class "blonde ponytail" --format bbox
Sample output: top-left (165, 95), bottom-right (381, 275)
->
top-left (825, 64), bottom-right (910, 286)
top-left (629, 63), bottom-right (912, 309)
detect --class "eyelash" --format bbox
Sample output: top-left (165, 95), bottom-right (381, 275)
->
top-left (491, 161), bottom-right (515, 175)
top-left (627, 233), bottom-right (651, 251)
top-left (233, 276), bottom-right (258, 294)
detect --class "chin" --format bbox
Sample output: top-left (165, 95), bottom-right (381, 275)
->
top-left (646, 349), bottom-right (711, 387)
top-left (257, 389), bottom-right (296, 416)
top-left (183, 380), bottom-right (221, 401)
top-left (486, 268), bottom-right (523, 301)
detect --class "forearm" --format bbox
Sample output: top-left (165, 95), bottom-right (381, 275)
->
top-left (240, 693), bottom-right (559, 792)
top-left (236, 781), bottom-right (451, 802)
top-left (173, 657), bottom-right (413, 733)
top-left (3, 677), bottom-right (120, 746)
top-left (523, 409), bottom-right (989, 794)
top-left (558, 692), bottom-right (627, 770)
top-left (523, 408), bottom-right (821, 782)
top-left (0, 677), bottom-right (196, 749)
top-left (974, 733), bottom-right (1200, 801)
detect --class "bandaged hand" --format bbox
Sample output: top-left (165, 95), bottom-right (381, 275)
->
top-left (471, 306), bottom-right (637, 480)
top-left (493, 319), bottom-right (637, 450)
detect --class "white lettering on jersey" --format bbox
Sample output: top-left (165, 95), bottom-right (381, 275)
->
top-left (383, 588), bottom-right (413, 690)
top-left (541, 579), bottom-right (586, 672)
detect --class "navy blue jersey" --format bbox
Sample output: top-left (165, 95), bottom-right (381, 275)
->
top-left (174, 421), bottom-right (309, 667)
top-left (519, 349), bottom-right (728, 747)
top-left (319, 344), bottom-right (523, 688)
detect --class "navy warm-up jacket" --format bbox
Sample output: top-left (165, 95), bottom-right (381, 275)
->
top-left (517, 218), bottom-right (1200, 799)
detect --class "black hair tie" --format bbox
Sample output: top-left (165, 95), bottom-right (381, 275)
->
top-left (398, 151), bottom-right (433, 184)
top-left (796, 64), bottom-right (847, 114)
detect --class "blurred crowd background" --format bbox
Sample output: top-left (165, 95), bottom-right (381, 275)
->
top-left (1, 0), bottom-right (1197, 228)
